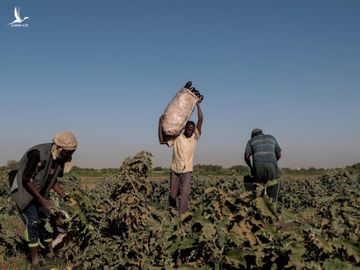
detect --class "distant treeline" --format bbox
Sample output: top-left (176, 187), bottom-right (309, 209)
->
top-left (67, 165), bottom-right (251, 177)
top-left (345, 162), bottom-right (360, 173)
top-left (154, 165), bottom-right (250, 176)
top-left (155, 163), bottom-right (360, 176)
top-left (1, 162), bottom-right (360, 177)
top-left (68, 166), bottom-right (118, 177)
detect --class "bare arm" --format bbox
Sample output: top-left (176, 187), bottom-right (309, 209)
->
top-left (53, 181), bottom-right (65, 198)
top-left (276, 151), bottom-right (281, 161)
top-left (22, 150), bottom-right (52, 212)
top-left (196, 102), bottom-right (203, 134)
top-left (244, 153), bottom-right (253, 176)
top-left (24, 181), bottom-right (52, 212)
top-left (275, 142), bottom-right (281, 161)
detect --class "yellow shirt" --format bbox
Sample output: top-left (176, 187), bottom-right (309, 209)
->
top-left (167, 128), bottom-right (200, 173)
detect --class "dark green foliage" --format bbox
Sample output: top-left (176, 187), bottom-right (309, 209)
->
top-left (57, 154), bottom-right (360, 270)
top-left (0, 173), bottom-right (19, 265)
top-left (1, 156), bottom-right (360, 269)
top-left (0, 174), bottom-right (17, 216)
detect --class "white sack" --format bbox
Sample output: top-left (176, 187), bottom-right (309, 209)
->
top-left (161, 88), bottom-right (198, 136)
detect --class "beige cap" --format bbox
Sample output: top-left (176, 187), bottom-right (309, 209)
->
top-left (52, 131), bottom-right (78, 150)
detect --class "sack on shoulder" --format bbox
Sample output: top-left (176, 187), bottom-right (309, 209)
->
top-left (161, 88), bottom-right (198, 136)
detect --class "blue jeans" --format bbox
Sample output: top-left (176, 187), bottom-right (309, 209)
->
top-left (20, 201), bottom-right (53, 247)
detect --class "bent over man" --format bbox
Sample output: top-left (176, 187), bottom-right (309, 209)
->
top-left (9, 131), bottom-right (77, 267)
top-left (158, 102), bottom-right (203, 215)
top-left (244, 128), bottom-right (281, 202)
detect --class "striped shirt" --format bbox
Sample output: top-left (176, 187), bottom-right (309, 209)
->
top-left (245, 134), bottom-right (281, 165)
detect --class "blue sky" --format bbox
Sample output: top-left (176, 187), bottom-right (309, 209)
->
top-left (0, 0), bottom-right (359, 169)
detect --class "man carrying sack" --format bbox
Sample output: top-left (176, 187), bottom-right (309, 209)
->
top-left (9, 131), bottom-right (77, 267)
top-left (158, 86), bottom-right (203, 215)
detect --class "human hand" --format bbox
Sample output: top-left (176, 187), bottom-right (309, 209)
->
top-left (40, 198), bottom-right (53, 213)
top-left (184, 81), bottom-right (192, 89)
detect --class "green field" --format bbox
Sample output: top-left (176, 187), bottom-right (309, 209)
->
top-left (1, 153), bottom-right (360, 269)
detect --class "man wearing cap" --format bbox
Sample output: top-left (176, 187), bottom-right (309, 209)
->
top-left (9, 131), bottom-right (77, 267)
top-left (244, 129), bottom-right (282, 202)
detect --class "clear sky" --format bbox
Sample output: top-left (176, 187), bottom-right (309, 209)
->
top-left (1, 0), bottom-right (359, 169)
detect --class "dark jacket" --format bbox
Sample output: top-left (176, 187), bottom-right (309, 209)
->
top-left (10, 143), bottom-right (63, 210)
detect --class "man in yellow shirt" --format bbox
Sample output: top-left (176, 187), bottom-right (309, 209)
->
top-left (158, 102), bottom-right (203, 215)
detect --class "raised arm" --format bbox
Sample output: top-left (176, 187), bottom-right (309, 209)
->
top-left (196, 102), bottom-right (203, 134)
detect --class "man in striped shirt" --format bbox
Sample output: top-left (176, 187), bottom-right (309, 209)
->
top-left (244, 128), bottom-right (282, 202)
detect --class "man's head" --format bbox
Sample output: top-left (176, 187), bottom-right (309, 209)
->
top-left (52, 131), bottom-right (77, 161)
top-left (184, 121), bottom-right (196, 138)
top-left (251, 128), bottom-right (263, 138)
top-left (52, 131), bottom-right (77, 173)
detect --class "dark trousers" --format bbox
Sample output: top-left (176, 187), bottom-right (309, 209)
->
top-left (20, 201), bottom-right (53, 247)
top-left (253, 162), bottom-right (278, 182)
top-left (245, 162), bottom-right (281, 203)
top-left (263, 181), bottom-right (280, 203)
top-left (169, 171), bottom-right (192, 215)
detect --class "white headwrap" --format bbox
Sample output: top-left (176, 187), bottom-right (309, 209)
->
top-left (51, 131), bottom-right (78, 173)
